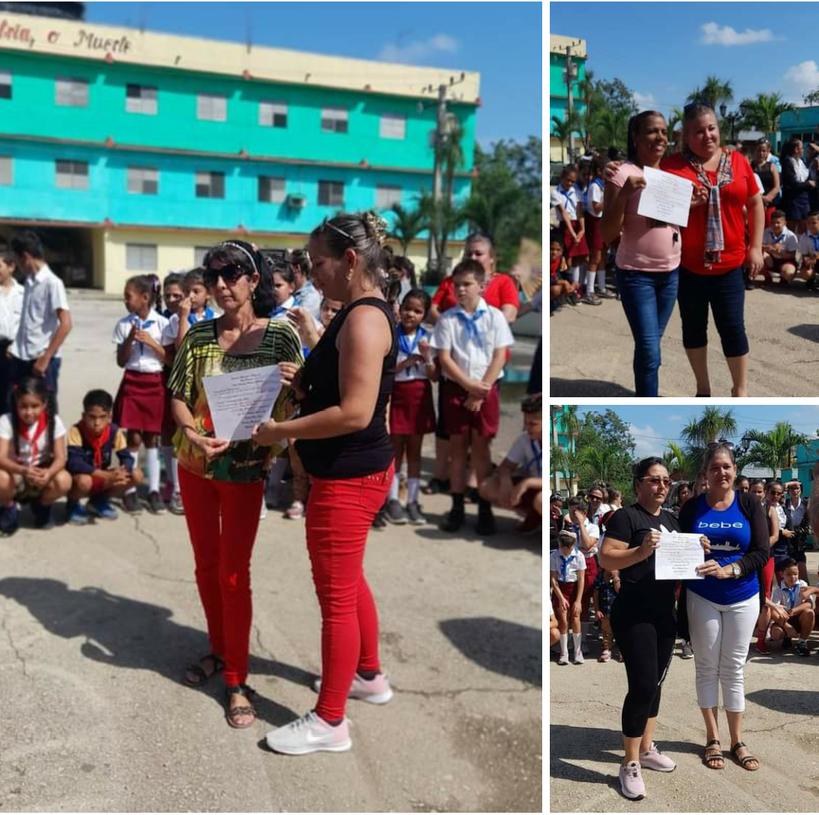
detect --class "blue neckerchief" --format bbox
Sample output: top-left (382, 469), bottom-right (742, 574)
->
top-left (591, 176), bottom-right (605, 190)
top-left (455, 308), bottom-right (486, 345)
top-left (783, 583), bottom-right (800, 609)
top-left (187, 306), bottom-right (214, 326)
top-left (527, 439), bottom-right (542, 477)
top-left (130, 313), bottom-right (156, 357)
top-left (270, 296), bottom-right (295, 319)
top-left (302, 345), bottom-right (311, 359)
top-left (809, 234), bottom-right (819, 252)
top-left (559, 552), bottom-right (573, 582)
top-left (771, 232), bottom-right (785, 244)
top-left (558, 186), bottom-right (574, 213)
top-left (398, 325), bottom-right (427, 356)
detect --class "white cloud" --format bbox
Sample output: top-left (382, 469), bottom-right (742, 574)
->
top-left (783, 60), bottom-right (819, 103)
top-left (632, 91), bottom-right (656, 110)
top-left (378, 34), bottom-right (459, 64)
top-left (700, 22), bottom-right (775, 46)
top-left (630, 424), bottom-right (663, 460)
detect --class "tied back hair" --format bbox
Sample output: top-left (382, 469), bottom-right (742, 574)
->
top-left (127, 274), bottom-right (162, 312)
top-left (203, 239), bottom-right (274, 318)
top-left (11, 375), bottom-right (55, 468)
top-left (626, 110), bottom-right (665, 163)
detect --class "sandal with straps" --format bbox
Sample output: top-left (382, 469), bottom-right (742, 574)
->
top-left (730, 741), bottom-right (759, 771)
top-left (183, 653), bottom-right (224, 687)
top-left (702, 739), bottom-right (724, 770)
top-left (225, 684), bottom-right (257, 730)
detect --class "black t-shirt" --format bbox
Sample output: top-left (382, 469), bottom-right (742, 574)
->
top-left (604, 502), bottom-right (682, 610)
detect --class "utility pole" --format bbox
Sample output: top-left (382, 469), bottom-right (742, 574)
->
top-left (565, 44), bottom-right (579, 163)
top-left (427, 83), bottom-right (447, 277)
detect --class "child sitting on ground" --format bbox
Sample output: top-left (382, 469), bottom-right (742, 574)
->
top-left (767, 558), bottom-right (819, 655)
top-left (796, 210), bottom-right (819, 288)
top-left (760, 210), bottom-right (798, 284)
top-left (550, 235), bottom-right (577, 312)
top-left (550, 528), bottom-right (587, 665)
top-left (66, 389), bottom-right (143, 524)
top-left (479, 393), bottom-right (542, 534)
top-left (0, 374), bottom-right (71, 533)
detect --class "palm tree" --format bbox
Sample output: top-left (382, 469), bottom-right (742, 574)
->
top-left (388, 203), bottom-right (427, 255)
top-left (460, 185), bottom-right (521, 239)
top-left (664, 442), bottom-right (698, 481)
top-left (551, 112), bottom-right (581, 160)
top-left (578, 445), bottom-right (622, 486)
top-left (681, 407), bottom-right (738, 447)
top-left (740, 423), bottom-right (809, 477)
top-left (417, 191), bottom-right (467, 281)
top-left (590, 107), bottom-right (629, 153)
top-left (667, 106), bottom-right (684, 150)
top-left (739, 92), bottom-right (795, 141)
top-left (687, 75), bottom-right (734, 110)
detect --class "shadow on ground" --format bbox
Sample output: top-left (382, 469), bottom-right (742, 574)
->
top-left (746, 687), bottom-right (819, 716)
top-left (787, 323), bottom-right (819, 344)
top-left (549, 378), bottom-right (634, 397)
top-left (439, 616), bottom-right (541, 686)
top-left (0, 576), bottom-right (307, 726)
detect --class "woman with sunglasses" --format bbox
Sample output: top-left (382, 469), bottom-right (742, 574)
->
top-left (679, 442), bottom-right (769, 772)
top-left (252, 212), bottom-right (397, 756)
top-left (750, 139), bottom-right (780, 229)
top-left (599, 457), bottom-right (691, 800)
top-left (167, 240), bottom-right (303, 729)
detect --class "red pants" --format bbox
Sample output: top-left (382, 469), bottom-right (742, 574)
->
top-left (306, 463), bottom-right (393, 721)
top-left (178, 466), bottom-right (264, 687)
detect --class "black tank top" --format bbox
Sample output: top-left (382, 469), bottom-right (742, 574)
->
top-left (753, 161), bottom-right (774, 196)
top-left (296, 297), bottom-right (397, 478)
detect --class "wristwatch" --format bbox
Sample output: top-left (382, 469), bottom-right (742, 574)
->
top-left (731, 562), bottom-right (741, 578)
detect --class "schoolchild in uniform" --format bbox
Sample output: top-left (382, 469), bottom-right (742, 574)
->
top-left (166, 268), bottom-right (215, 350)
top-left (550, 529), bottom-right (587, 665)
top-left (0, 250), bottom-right (24, 405)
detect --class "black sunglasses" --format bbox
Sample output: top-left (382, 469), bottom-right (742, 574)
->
top-left (203, 264), bottom-right (248, 287)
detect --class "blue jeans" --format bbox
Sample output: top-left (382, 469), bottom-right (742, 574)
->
top-left (616, 267), bottom-right (679, 397)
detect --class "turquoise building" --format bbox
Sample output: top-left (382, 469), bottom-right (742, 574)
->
top-left (549, 34), bottom-right (586, 163)
top-left (0, 10), bottom-right (480, 291)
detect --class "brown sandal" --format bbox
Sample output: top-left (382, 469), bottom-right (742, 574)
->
top-left (702, 739), bottom-right (724, 770)
top-left (225, 684), bottom-right (257, 729)
top-left (183, 653), bottom-right (224, 687)
top-left (730, 741), bottom-right (759, 771)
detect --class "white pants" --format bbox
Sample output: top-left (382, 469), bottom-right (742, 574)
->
top-left (686, 591), bottom-right (758, 712)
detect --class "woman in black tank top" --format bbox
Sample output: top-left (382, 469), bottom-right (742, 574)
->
top-left (252, 212), bottom-right (397, 757)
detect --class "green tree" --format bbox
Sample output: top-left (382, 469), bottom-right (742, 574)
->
top-left (551, 113), bottom-right (580, 160)
top-left (687, 75), bottom-right (734, 110)
top-left (388, 202), bottom-right (427, 255)
top-left (680, 408), bottom-right (738, 447)
top-left (740, 423), bottom-right (809, 476)
top-left (574, 410), bottom-right (636, 495)
top-left (664, 442), bottom-right (698, 481)
top-left (590, 107), bottom-right (630, 153)
top-left (738, 92), bottom-right (795, 138)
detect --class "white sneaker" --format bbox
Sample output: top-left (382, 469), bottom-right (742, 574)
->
top-left (312, 672), bottom-right (394, 704)
top-left (573, 649), bottom-right (585, 664)
top-left (557, 653), bottom-right (569, 666)
top-left (265, 710), bottom-right (352, 755)
top-left (681, 641), bottom-right (694, 659)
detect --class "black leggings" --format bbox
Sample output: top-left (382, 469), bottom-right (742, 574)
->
top-left (611, 602), bottom-right (676, 739)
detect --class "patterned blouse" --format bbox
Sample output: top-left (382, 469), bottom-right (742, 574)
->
top-left (167, 318), bottom-right (303, 482)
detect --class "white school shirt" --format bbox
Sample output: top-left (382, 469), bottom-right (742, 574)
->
top-left (395, 325), bottom-right (433, 383)
top-left (113, 309), bottom-right (169, 373)
top-left (0, 412), bottom-right (67, 467)
top-left (0, 280), bottom-right (24, 343)
top-left (571, 517), bottom-right (601, 556)
top-left (798, 231), bottom-right (819, 258)
top-left (550, 545), bottom-right (587, 583)
top-left (270, 295), bottom-right (296, 320)
top-left (550, 185), bottom-right (579, 220)
top-left (762, 226), bottom-right (798, 253)
top-left (505, 432), bottom-right (542, 478)
top-left (772, 579), bottom-right (808, 610)
top-left (585, 179), bottom-right (604, 218)
top-left (160, 310), bottom-right (214, 346)
top-left (11, 264), bottom-right (70, 361)
top-left (292, 280), bottom-right (322, 322)
top-left (430, 298), bottom-right (515, 381)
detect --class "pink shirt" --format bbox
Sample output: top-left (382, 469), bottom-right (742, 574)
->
top-left (609, 161), bottom-right (682, 272)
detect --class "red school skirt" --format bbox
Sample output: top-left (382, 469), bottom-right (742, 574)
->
top-left (389, 378), bottom-right (436, 436)
top-left (114, 370), bottom-right (165, 434)
top-left (584, 213), bottom-right (605, 253)
top-left (564, 219), bottom-right (589, 258)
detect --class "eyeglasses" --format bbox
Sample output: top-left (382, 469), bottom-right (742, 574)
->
top-left (639, 477), bottom-right (672, 487)
top-left (706, 441), bottom-right (735, 451)
top-left (203, 264), bottom-right (247, 287)
top-left (588, 494), bottom-right (603, 501)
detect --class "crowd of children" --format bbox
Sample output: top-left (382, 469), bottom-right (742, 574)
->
top-left (0, 229), bottom-right (542, 540)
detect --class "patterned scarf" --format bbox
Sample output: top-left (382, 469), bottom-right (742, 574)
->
top-left (684, 149), bottom-right (733, 266)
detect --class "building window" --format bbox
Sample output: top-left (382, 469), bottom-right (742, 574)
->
top-left (126, 84), bottom-right (157, 115)
top-left (127, 167), bottom-right (159, 195)
top-left (197, 93), bottom-right (227, 122)
top-left (379, 113), bottom-right (406, 140)
top-left (194, 246), bottom-right (210, 266)
top-left (126, 243), bottom-right (157, 272)
top-left (318, 180), bottom-right (344, 207)
top-left (375, 185), bottom-right (402, 209)
top-left (0, 71), bottom-right (10, 100)
top-left (321, 107), bottom-right (348, 134)
top-left (0, 156), bottom-right (11, 185)
top-left (55, 159), bottom-right (89, 189)
top-left (258, 176), bottom-right (286, 204)
top-left (56, 77), bottom-right (89, 107)
top-left (259, 100), bottom-right (287, 128)
top-left (195, 171), bottom-right (225, 198)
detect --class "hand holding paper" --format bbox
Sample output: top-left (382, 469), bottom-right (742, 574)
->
top-left (637, 166), bottom-right (695, 227)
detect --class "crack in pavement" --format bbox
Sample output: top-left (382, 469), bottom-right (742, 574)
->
top-left (131, 514), bottom-right (161, 559)
top-left (1, 602), bottom-right (30, 678)
top-left (397, 684), bottom-right (539, 699)
top-left (745, 715), bottom-right (818, 734)
top-left (138, 571), bottom-right (194, 585)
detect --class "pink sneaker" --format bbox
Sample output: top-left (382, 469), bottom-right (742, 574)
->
top-left (618, 761), bottom-right (645, 800)
top-left (312, 671), bottom-right (393, 704)
top-left (640, 743), bottom-right (676, 772)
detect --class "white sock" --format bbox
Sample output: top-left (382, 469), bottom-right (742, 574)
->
top-left (585, 270), bottom-right (596, 293)
top-left (389, 474), bottom-right (400, 501)
top-left (569, 265), bottom-right (580, 284)
top-left (559, 633), bottom-right (568, 658)
top-left (572, 632), bottom-right (583, 653)
top-left (170, 457), bottom-right (179, 493)
top-left (145, 448), bottom-right (160, 493)
top-left (596, 269), bottom-right (606, 293)
top-left (407, 477), bottom-right (421, 504)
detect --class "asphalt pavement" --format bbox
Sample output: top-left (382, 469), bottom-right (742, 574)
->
top-left (0, 294), bottom-right (543, 812)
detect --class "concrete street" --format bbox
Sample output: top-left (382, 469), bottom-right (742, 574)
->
top-left (0, 294), bottom-right (542, 812)
top-left (550, 284), bottom-right (819, 397)
top-left (550, 552), bottom-right (819, 813)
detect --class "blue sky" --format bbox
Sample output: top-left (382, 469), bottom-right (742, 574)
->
top-left (577, 406), bottom-right (819, 460)
top-left (551, 2), bottom-right (819, 119)
top-left (85, 1), bottom-right (541, 145)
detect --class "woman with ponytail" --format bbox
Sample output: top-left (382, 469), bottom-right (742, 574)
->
top-left (168, 239), bottom-right (303, 730)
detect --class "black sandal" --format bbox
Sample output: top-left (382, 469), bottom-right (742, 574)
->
top-left (730, 741), bottom-right (759, 771)
top-left (702, 739), bottom-right (724, 770)
top-left (225, 684), bottom-right (257, 729)
top-left (183, 653), bottom-right (224, 687)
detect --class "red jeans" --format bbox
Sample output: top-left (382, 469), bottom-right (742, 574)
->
top-left (178, 466), bottom-right (264, 687)
top-left (306, 463), bottom-right (393, 721)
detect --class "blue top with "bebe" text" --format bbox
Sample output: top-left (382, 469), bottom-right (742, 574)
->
top-left (686, 493), bottom-right (759, 605)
